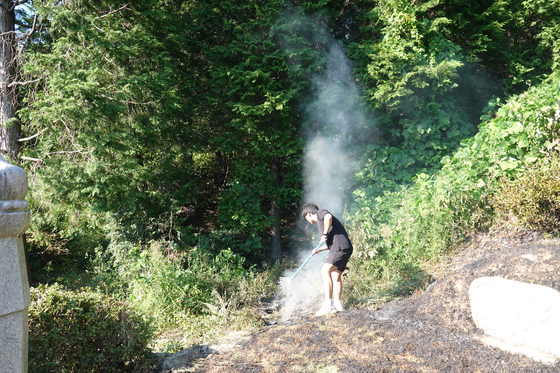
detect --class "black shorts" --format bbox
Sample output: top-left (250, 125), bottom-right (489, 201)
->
top-left (325, 247), bottom-right (352, 271)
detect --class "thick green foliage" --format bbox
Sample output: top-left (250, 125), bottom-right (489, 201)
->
top-left (20, 0), bottom-right (331, 260)
top-left (493, 154), bottom-right (560, 233)
top-left (348, 0), bottom-right (477, 194)
top-left (444, 77), bottom-right (560, 180)
top-left (29, 284), bottom-right (154, 372)
top-left (20, 0), bottom-right (201, 249)
top-left (19, 0), bottom-right (560, 261)
top-left (347, 0), bottom-right (560, 200)
top-left (431, 0), bottom-right (560, 94)
top-left (350, 172), bottom-right (490, 297)
top-left (349, 76), bottom-right (560, 296)
top-left (197, 3), bottom-right (327, 238)
top-left (14, 0), bottom-right (560, 340)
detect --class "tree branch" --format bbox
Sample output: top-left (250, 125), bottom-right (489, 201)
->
top-left (98, 4), bottom-right (130, 19)
top-left (8, 76), bottom-right (42, 88)
top-left (91, 4), bottom-right (130, 33)
top-left (20, 156), bottom-right (41, 161)
top-left (0, 30), bottom-right (17, 37)
top-left (18, 12), bottom-right (38, 52)
top-left (10, 0), bottom-right (29, 12)
top-left (17, 131), bottom-right (41, 142)
top-left (47, 150), bottom-right (90, 156)
top-left (14, 19), bottom-right (32, 29)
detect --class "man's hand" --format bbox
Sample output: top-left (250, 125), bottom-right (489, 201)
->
top-left (312, 242), bottom-right (326, 256)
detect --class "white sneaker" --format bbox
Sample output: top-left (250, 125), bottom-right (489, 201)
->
top-left (332, 303), bottom-right (344, 312)
top-left (315, 303), bottom-right (335, 316)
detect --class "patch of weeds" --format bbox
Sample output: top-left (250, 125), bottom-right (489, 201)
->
top-left (301, 363), bottom-right (340, 373)
top-left (493, 153), bottom-right (560, 234)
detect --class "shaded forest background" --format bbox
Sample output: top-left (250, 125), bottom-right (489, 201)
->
top-left (1, 0), bottom-right (560, 371)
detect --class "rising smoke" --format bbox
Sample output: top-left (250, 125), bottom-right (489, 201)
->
top-left (280, 22), bottom-right (374, 320)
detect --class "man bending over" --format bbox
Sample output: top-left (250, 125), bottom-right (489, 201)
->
top-left (302, 203), bottom-right (353, 316)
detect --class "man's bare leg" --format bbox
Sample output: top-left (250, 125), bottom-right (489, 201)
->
top-left (331, 270), bottom-right (342, 301)
top-left (316, 263), bottom-right (338, 316)
top-left (321, 263), bottom-right (338, 299)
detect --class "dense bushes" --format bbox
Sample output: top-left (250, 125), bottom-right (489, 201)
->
top-left (348, 172), bottom-right (493, 298)
top-left (28, 284), bottom-right (154, 373)
top-left (27, 236), bottom-right (282, 370)
top-left (348, 76), bottom-right (560, 298)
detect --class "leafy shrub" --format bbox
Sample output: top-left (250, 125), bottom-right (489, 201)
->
top-left (94, 238), bottom-right (251, 318)
top-left (493, 154), bottom-right (560, 233)
top-left (125, 244), bottom-right (212, 324)
top-left (92, 236), bottom-right (281, 349)
top-left (29, 284), bottom-right (154, 373)
top-left (349, 170), bottom-right (494, 299)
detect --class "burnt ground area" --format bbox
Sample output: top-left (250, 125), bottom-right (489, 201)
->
top-left (165, 229), bottom-right (560, 372)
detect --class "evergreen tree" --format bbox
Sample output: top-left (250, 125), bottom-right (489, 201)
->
top-left (19, 0), bottom-right (203, 245)
top-left (187, 1), bottom-right (327, 260)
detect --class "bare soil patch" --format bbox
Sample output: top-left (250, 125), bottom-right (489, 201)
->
top-left (162, 229), bottom-right (560, 372)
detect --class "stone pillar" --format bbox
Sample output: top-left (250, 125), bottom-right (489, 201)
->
top-left (0, 155), bottom-right (31, 373)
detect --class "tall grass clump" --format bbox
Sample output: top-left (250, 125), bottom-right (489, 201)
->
top-left (92, 229), bottom-right (281, 351)
top-left (348, 77), bottom-right (560, 301)
top-left (493, 152), bottom-right (560, 234)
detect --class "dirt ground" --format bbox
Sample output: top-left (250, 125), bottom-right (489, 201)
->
top-left (161, 229), bottom-right (560, 372)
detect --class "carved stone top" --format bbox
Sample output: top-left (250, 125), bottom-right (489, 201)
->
top-left (0, 154), bottom-right (28, 203)
top-left (0, 155), bottom-right (30, 239)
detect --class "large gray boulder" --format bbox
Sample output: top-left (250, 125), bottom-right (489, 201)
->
top-left (470, 276), bottom-right (560, 357)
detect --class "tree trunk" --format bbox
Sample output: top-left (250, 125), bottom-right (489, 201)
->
top-left (0, 0), bottom-right (19, 161)
top-left (270, 159), bottom-right (282, 262)
top-left (270, 196), bottom-right (282, 262)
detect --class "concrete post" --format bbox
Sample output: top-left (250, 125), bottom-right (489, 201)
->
top-left (0, 155), bottom-right (31, 373)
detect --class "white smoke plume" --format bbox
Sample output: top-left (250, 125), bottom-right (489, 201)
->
top-left (280, 37), bottom-right (373, 319)
top-left (302, 43), bottom-right (367, 218)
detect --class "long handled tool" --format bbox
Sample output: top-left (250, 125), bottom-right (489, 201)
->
top-left (279, 242), bottom-right (325, 296)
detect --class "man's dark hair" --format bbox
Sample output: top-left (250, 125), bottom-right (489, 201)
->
top-left (301, 202), bottom-right (319, 217)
